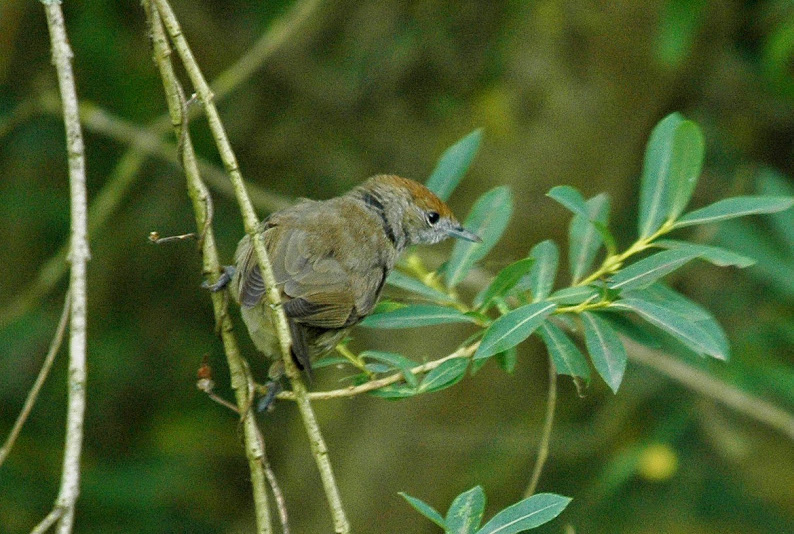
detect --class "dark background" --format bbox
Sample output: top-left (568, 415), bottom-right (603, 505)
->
top-left (1, 0), bottom-right (793, 532)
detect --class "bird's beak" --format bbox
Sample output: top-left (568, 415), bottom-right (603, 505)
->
top-left (446, 225), bottom-right (482, 243)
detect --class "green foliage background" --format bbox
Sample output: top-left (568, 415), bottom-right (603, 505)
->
top-left (1, 0), bottom-right (793, 532)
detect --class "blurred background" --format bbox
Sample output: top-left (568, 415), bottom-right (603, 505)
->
top-left (1, 0), bottom-right (794, 532)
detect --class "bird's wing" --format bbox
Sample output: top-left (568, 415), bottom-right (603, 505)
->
top-left (236, 223), bottom-right (359, 329)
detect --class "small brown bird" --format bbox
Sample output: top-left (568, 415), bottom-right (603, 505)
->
top-left (227, 175), bottom-right (480, 403)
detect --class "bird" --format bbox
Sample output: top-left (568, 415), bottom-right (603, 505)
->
top-left (222, 174), bottom-right (480, 407)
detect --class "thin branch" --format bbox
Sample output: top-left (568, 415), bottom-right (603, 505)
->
top-left (271, 342), bottom-right (480, 401)
top-left (143, 3), bottom-right (273, 533)
top-left (41, 3), bottom-right (90, 533)
top-left (37, 94), bottom-right (292, 212)
top-left (625, 339), bottom-right (794, 441)
top-left (0, 0), bottom-right (321, 328)
top-left (0, 292), bottom-right (70, 468)
top-left (151, 1), bottom-right (349, 531)
top-left (524, 358), bottom-right (557, 498)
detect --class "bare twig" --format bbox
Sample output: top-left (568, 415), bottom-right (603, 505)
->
top-left (39, 3), bottom-right (90, 533)
top-left (0, 0), bottom-right (320, 328)
top-left (0, 293), bottom-right (70, 468)
top-left (524, 358), bottom-right (557, 498)
top-left (625, 339), bottom-right (794, 441)
top-left (143, 4), bottom-right (273, 533)
top-left (151, 1), bottom-right (349, 531)
top-left (271, 342), bottom-right (480, 401)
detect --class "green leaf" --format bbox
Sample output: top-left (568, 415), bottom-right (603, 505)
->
top-left (581, 312), bottom-right (627, 393)
top-left (476, 493), bottom-right (572, 534)
top-left (539, 322), bottom-right (591, 380)
top-left (611, 297), bottom-right (727, 360)
top-left (673, 196), bottom-right (794, 228)
top-left (475, 302), bottom-right (557, 360)
top-left (638, 113), bottom-right (684, 238)
top-left (386, 270), bottom-right (457, 304)
top-left (516, 240), bottom-right (559, 301)
top-left (446, 186), bottom-right (513, 287)
top-left (602, 314), bottom-right (662, 349)
top-left (361, 351), bottom-right (419, 388)
top-left (608, 248), bottom-right (699, 290)
top-left (569, 193), bottom-right (610, 283)
top-left (360, 304), bottom-right (477, 329)
top-left (655, 239), bottom-right (755, 268)
top-left (494, 346), bottom-right (518, 373)
top-left (757, 168), bottom-right (794, 256)
top-left (446, 486), bottom-right (486, 534)
top-left (667, 119), bottom-right (705, 220)
top-left (400, 492), bottom-right (447, 529)
top-left (367, 383), bottom-right (418, 399)
top-left (623, 283), bottom-right (711, 320)
top-left (419, 357), bottom-right (469, 393)
top-left (547, 185), bottom-right (590, 220)
top-left (474, 257), bottom-right (535, 309)
top-left (716, 220), bottom-right (794, 298)
top-left (426, 129), bottom-right (483, 201)
top-left (547, 286), bottom-right (600, 306)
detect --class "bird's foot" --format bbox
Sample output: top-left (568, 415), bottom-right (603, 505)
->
top-left (202, 265), bottom-right (236, 292)
top-left (257, 380), bottom-right (283, 413)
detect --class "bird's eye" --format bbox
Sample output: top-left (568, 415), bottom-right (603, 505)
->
top-left (426, 211), bottom-right (440, 225)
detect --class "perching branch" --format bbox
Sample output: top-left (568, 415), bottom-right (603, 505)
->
top-left (150, 1), bottom-right (350, 531)
top-left (143, 4), bottom-right (272, 533)
top-left (38, 3), bottom-right (90, 533)
top-left (271, 342), bottom-right (480, 401)
top-left (0, 0), bottom-right (321, 329)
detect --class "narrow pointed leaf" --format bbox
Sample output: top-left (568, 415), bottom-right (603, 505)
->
top-left (539, 322), bottom-right (591, 380)
top-left (367, 383), bottom-right (418, 399)
top-left (400, 493), bottom-right (447, 529)
top-left (446, 486), bottom-right (486, 534)
top-left (386, 270), bottom-right (457, 304)
top-left (474, 257), bottom-right (535, 309)
top-left (602, 314), bottom-right (662, 349)
top-left (360, 304), bottom-right (477, 329)
top-left (547, 185), bottom-right (590, 219)
top-left (494, 346), bottom-right (518, 373)
top-left (516, 240), bottom-right (559, 301)
top-left (757, 169), bottom-right (794, 255)
top-left (624, 283), bottom-right (711, 320)
top-left (548, 286), bottom-right (600, 305)
top-left (361, 351), bottom-right (419, 388)
top-left (446, 186), bottom-right (513, 287)
top-left (673, 196), bottom-right (794, 228)
top-left (608, 248), bottom-right (699, 290)
top-left (426, 129), bottom-right (483, 201)
top-left (475, 302), bottom-right (557, 360)
top-left (668, 119), bottom-right (705, 220)
top-left (639, 113), bottom-right (684, 237)
top-left (611, 297), bottom-right (727, 360)
top-left (476, 493), bottom-right (572, 534)
top-left (569, 193), bottom-right (610, 283)
top-left (419, 357), bottom-right (469, 393)
top-left (656, 239), bottom-right (755, 268)
top-left (581, 312), bottom-right (627, 393)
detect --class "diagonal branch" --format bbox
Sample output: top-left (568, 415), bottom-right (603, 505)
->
top-left (151, 1), bottom-right (350, 531)
top-left (143, 3), bottom-right (273, 532)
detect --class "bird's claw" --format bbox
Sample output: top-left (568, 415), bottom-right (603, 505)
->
top-left (202, 265), bottom-right (236, 292)
top-left (257, 380), bottom-right (283, 413)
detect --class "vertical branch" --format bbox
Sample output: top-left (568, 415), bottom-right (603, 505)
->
top-left (142, 3), bottom-right (274, 533)
top-left (150, 1), bottom-right (350, 532)
top-left (40, 2), bottom-right (90, 533)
